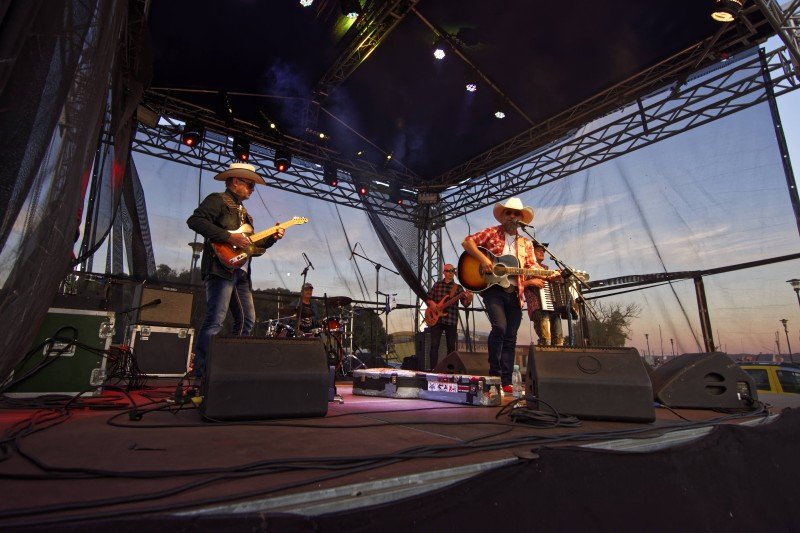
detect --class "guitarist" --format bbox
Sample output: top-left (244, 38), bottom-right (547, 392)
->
top-left (425, 263), bottom-right (472, 370)
top-left (186, 162), bottom-right (285, 378)
top-left (461, 197), bottom-right (538, 394)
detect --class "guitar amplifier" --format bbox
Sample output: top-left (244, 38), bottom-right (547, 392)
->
top-left (131, 284), bottom-right (194, 327)
top-left (128, 325), bottom-right (193, 377)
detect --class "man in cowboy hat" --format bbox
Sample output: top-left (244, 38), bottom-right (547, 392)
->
top-left (187, 162), bottom-right (284, 377)
top-left (462, 197), bottom-right (543, 393)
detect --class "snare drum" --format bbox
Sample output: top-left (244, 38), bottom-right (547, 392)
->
top-left (324, 316), bottom-right (342, 333)
top-left (273, 322), bottom-right (296, 338)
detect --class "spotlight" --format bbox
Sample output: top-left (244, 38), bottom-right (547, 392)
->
top-left (433, 48), bottom-right (446, 60)
top-left (466, 83), bottom-right (477, 92)
top-left (324, 163), bottom-right (338, 187)
top-left (232, 136), bottom-right (250, 161)
top-left (711, 0), bottom-right (743, 22)
top-left (381, 152), bottom-right (393, 170)
top-left (300, 0), bottom-right (313, 6)
top-left (274, 148), bottom-right (292, 172)
top-left (182, 122), bottom-right (204, 147)
top-left (356, 180), bottom-right (369, 196)
top-left (340, 0), bottom-right (362, 18)
top-left (389, 184), bottom-right (404, 205)
top-left (494, 110), bottom-right (506, 119)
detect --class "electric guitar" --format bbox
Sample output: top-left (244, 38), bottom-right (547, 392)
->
top-left (424, 288), bottom-right (471, 326)
top-left (457, 246), bottom-right (587, 292)
top-left (212, 216), bottom-right (309, 269)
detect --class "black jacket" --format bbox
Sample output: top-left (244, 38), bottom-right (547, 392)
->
top-left (187, 190), bottom-right (277, 281)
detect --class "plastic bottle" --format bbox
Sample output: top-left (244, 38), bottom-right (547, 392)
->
top-left (512, 364), bottom-right (523, 399)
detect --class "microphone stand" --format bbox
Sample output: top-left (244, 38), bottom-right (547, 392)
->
top-left (295, 264), bottom-right (311, 334)
top-left (351, 248), bottom-right (399, 365)
top-left (517, 225), bottom-right (590, 347)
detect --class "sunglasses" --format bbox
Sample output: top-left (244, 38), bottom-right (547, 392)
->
top-left (444, 269), bottom-right (456, 273)
top-left (237, 179), bottom-right (255, 190)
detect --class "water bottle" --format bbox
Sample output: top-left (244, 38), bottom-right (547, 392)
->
top-left (512, 364), bottom-right (523, 399)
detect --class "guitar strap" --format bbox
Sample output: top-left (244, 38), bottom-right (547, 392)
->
top-left (221, 192), bottom-right (253, 226)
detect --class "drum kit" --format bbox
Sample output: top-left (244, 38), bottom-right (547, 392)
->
top-left (261, 295), bottom-right (358, 372)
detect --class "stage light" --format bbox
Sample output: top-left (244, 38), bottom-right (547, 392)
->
top-left (433, 48), bottom-right (445, 60)
top-left (389, 184), bottom-right (404, 205)
top-left (711, 0), bottom-right (743, 22)
top-left (356, 179), bottom-right (369, 196)
top-left (300, 0), bottom-right (313, 6)
top-left (232, 136), bottom-right (250, 161)
top-left (494, 110), bottom-right (506, 119)
top-left (182, 122), bottom-right (204, 147)
top-left (466, 83), bottom-right (477, 92)
top-left (341, 0), bottom-right (362, 19)
top-left (274, 148), bottom-right (292, 172)
top-left (324, 163), bottom-right (338, 187)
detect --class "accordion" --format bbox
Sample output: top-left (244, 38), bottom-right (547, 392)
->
top-left (538, 281), bottom-right (581, 318)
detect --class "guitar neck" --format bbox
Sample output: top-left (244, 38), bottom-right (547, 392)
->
top-left (250, 220), bottom-right (299, 242)
top-left (502, 266), bottom-right (553, 278)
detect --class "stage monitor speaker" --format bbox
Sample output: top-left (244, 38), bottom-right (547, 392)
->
top-left (132, 284), bottom-right (194, 327)
top-left (650, 352), bottom-right (758, 409)
top-left (415, 331), bottom-right (449, 371)
top-left (433, 351), bottom-right (491, 376)
top-left (200, 337), bottom-right (329, 421)
top-left (526, 345), bottom-right (655, 422)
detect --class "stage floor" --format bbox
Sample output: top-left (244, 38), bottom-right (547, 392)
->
top-left (0, 381), bottom-right (797, 530)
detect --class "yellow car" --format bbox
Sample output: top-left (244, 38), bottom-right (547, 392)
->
top-left (739, 363), bottom-right (800, 395)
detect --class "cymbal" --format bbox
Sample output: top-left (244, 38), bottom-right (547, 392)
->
top-left (278, 306), bottom-right (314, 318)
top-left (327, 296), bottom-right (352, 308)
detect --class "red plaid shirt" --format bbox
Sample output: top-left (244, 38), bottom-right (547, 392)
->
top-left (426, 280), bottom-right (470, 326)
top-left (466, 225), bottom-right (538, 306)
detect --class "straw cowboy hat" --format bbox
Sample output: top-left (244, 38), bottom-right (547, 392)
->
top-left (213, 162), bottom-right (267, 185)
top-left (493, 197), bottom-right (534, 225)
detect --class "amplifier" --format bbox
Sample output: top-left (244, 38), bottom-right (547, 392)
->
top-left (132, 284), bottom-right (194, 327)
top-left (129, 325), bottom-right (193, 377)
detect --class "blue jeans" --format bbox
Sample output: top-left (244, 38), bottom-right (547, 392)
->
top-left (193, 269), bottom-right (255, 376)
top-left (482, 286), bottom-right (522, 386)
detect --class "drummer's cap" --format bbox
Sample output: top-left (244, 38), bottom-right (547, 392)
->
top-left (302, 283), bottom-right (313, 291)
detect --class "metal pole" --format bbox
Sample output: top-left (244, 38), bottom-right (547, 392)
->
top-left (693, 276), bottom-right (715, 353)
top-left (645, 333), bottom-right (651, 357)
top-left (781, 319), bottom-right (794, 363)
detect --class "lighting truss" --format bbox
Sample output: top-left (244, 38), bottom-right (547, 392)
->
top-left (754, 0), bottom-right (800, 78)
top-left (436, 45), bottom-right (800, 223)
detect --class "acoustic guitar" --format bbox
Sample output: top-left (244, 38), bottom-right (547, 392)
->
top-left (457, 246), bottom-right (585, 292)
top-left (212, 216), bottom-right (309, 269)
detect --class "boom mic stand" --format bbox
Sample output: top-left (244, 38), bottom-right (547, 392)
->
top-left (351, 247), bottom-right (399, 365)
top-left (294, 261), bottom-right (311, 334)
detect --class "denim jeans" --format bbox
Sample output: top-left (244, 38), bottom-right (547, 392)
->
top-left (481, 285), bottom-right (522, 385)
top-left (428, 322), bottom-right (458, 370)
top-left (192, 269), bottom-right (255, 376)
top-left (533, 310), bottom-right (564, 345)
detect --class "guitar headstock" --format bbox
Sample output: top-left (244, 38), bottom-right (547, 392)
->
top-left (291, 217), bottom-right (309, 225)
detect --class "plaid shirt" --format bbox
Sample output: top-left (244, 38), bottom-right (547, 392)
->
top-left (466, 225), bottom-right (538, 305)
top-left (426, 280), bottom-right (469, 326)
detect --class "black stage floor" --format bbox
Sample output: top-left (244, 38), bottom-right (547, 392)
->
top-left (0, 382), bottom-right (798, 532)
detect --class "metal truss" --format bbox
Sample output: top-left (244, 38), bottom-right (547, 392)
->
top-left (129, 123), bottom-right (421, 221)
top-left (417, 225), bottom-right (442, 317)
top-left (431, 6), bottom-right (772, 188)
top-left (755, 0), bottom-right (800, 77)
top-left (437, 45), bottom-right (800, 222)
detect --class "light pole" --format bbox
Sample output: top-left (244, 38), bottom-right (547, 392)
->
top-left (644, 333), bottom-right (651, 357)
top-left (189, 241), bottom-right (204, 285)
top-left (781, 318), bottom-right (794, 363)
top-left (670, 338), bottom-right (675, 356)
top-left (787, 279), bottom-right (800, 309)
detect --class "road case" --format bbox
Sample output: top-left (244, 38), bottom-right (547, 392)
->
top-left (419, 372), bottom-right (503, 406)
top-left (352, 368), bottom-right (428, 399)
top-left (128, 325), bottom-right (194, 377)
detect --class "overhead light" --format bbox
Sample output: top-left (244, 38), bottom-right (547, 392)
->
top-left (274, 148), bottom-right (292, 172)
top-left (356, 178), bottom-right (369, 196)
top-left (711, 0), bottom-right (743, 22)
top-left (324, 163), bottom-right (338, 187)
top-left (299, 0), bottom-right (313, 6)
top-left (494, 110), bottom-right (506, 119)
top-left (182, 122), bottom-right (204, 147)
top-left (389, 183), bottom-right (404, 205)
top-left (232, 136), bottom-right (250, 161)
top-left (465, 83), bottom-right (477, 92)
top-left (341, 0), bottom-right (362, 18)
top-left (433, 48), bottom-right (445, 60)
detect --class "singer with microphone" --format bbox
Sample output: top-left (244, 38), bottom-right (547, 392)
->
top-left (461, 197), bottom-right (539, 395)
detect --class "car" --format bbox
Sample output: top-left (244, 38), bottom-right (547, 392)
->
top-left (739, 362), bottom-right (800, 395)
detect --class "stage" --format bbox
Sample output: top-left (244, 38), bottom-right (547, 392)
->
top-left (0, 381), bottom-right (798, 532)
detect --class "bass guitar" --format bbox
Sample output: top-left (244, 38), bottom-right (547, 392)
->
top-left (212, 216), bottom-right (309, 269)
top-left (424, 288), bottom-right (471, 326)
top-left (457, 246), bottom-right (586, 292)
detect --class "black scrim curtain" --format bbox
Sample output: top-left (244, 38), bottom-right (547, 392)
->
top-left (364, 199), bottom-right (428, 301)
top-left (0, 1), bottom-right (129, 379)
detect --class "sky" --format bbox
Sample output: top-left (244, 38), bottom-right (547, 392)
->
top-left (119, 37), bottom-right (800, 357)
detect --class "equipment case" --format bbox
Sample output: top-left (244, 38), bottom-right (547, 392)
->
top-left (419, 372), bottom-right (503, 406)
top-left (128, 325), bottom-right (194, 377)
top-left (352, 368), bottom-right (428, 399)
top-left (5, 308), bottom-right (114, 397)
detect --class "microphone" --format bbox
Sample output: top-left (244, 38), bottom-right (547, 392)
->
top-left (516, 221), bottom-right (533, 228)
top-left (141, 298), bottom-right (161, 309)
top-left (302, 252), bottom-right (314, 270)
top-left (349, 242), bottom-right (358, 261)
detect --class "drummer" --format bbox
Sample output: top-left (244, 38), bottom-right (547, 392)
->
top-left (289, 282), bottom-right (321, 336)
